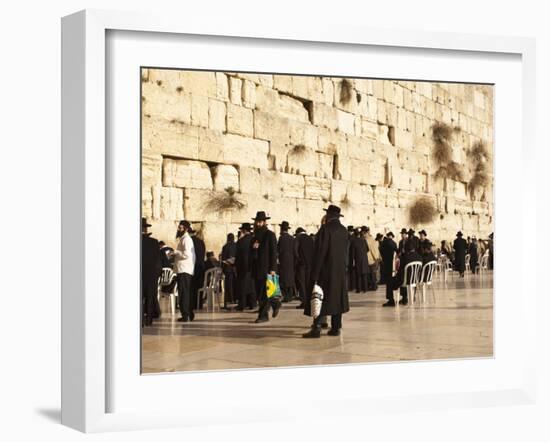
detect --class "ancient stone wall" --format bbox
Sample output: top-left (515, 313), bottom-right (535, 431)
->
top-left (141, 68), bottom-right (493, 253)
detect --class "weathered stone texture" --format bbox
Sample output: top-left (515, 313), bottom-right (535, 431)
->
top-left (142, 69), bottom-right (493, 252)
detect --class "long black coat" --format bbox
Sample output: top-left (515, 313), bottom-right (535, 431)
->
top-left (295, 232), bottom-right (315, 269)
top-left (277, 232), bottom-right (295, 287)
top-left (379, 237), bottom-right (398, 279)
top-left (250, 228), bottom-right (277, 279)
top-left (409, 235), bottom-right (420, 253)
top-left (235, 234), bottom-right (254, 296)
top-left (192, 236), bottom-right (206, 278)
top-left (453, 237), bottom-right (468, 273)
top-left (398, 238), bottom-right (407, 256)
top-left (142, 234), bottom-right (162, 283)
top-left (350, 235), bottom-right (369, 275)
top-left (306, 217), bottom-right (349, 317)
top-left (468, 242), bottom-right (478, 272)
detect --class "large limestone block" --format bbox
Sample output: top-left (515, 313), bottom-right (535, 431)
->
top-left (399, 150), bottom-right (429, 173)
top-left (142, 118), bottom-right (199, 159)
top-left (241, 80), bottom-right (256, 109)
top-left (281, 173), bottom-right (306, 198)
top-left (347, 135), bottom-right (374, 160)
top-left (304, 176), bottom-right (331, 200)
top-left (200, 222), bottom-right (231, 256)
top-left (239, 167), bottom-right (262, 194)
top-left (142, 153), bottom-right (162, 186)
top-left (317, 127), bottom-right (347, 155)
top-left (257, 74), bottom-right (274, 88)
top-left (317, 153), bottom-right (334, 179)
top-left (147, 69), bottom-right (183, 92)
top-left (336, 110), bottom-right (356, 135)
top-left (309, 103), bottom-right (338, 130)
top-left (197, 128), bottom-right (224, 163)
top-left (296, 199), bottom-right (327, 225)
top-left (272, 75), bottom-right (293, 94)
top-left (254, 111), bottom-right (290, 145)
top-left (255, 85), bottom-right (280, 111)
top-left (350, 158), bottom-right (385, 187)
top-left (276, 95), bottom-right (309, 122)
top-left (390, 166), bottom-right (414, 191)
top-left (229, 77), bottom-right (242, 105)
top-left (372, 206), bottom-right (396, 230)
top-left (322, 78), bottom-right (334, 105)
top-left (215, 72), bottom-right (229, 101)
top-left (289, 121), bottom-right (318, 150)
top-left (142, 185), bottom-right (153, 219)
top-left (268, 142), bottom-right (293, 172)
top-left (162, 158), bottom-right (213, 189)
top-left (330, 179), bottom-right (348, 203)
top-left (361, 119), bottom-right (379, 140)
top-left (177, 71), bottom-right (217, 98)
top-left (226, 103), bottom-right (254, 137)
top-left (153, 186), bottom-right (184, 221)
top-left (142, 82), bottom-right (191, 124)
top-left (211, 165), bottom-right (239, 192)
top-left (347, 183), bottom-right (375, 206)
top-left (376, 187), bottom-right (399, 208)
top-left (286, 148), bottom-right (333, 178)
top-left (333, 153), bottom-right (352, 181)
top-left (223, 134), bottom-right (269, 169)
top-left (378, 124), bottom-right (392, 145)
top-left (269, 198), bottom-right (299, 225)
top-left (208, 99), bottom-right (226, 132)
top-left (190, 94), bottom-right (209, 127)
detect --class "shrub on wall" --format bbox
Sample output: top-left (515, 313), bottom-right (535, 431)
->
top-left (206, 187), bottom-right (246, 212)
top-left (409, 197), bottom-right (437, 225)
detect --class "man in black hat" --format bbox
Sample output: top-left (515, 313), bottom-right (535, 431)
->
top-left (380, 231), bottom-right (398, 306)
top-left (453, 231), bottom-right (468, 277)
top-left (294, 227), bottom-right (315, 309)
top-left (221, 233), bottom-right (237, 308)
top-left (350, 226), bottom-right (369, 293)
top-left (250, 211), bottom-right (279, 323)
top-left (398, 228), bottom-right (409, 256)
top-left (346, 225), bottom-right (356, 292)
top-left (277, 221), bottom-right (296, 303)
top-left (174, 220), bottom-right (196, 322)
top-left (189, 227), bottom-right (206, 310)
top-left (468, 236), bottom-right (479, 274)
top-left (408, 228), bottom-right (420, 253)
top-left (142, 218), bottom-right (162, 326)
top-left (235, 223), bottom-right (256, 311)
top-left (303, 205), bottom-right (349, 338)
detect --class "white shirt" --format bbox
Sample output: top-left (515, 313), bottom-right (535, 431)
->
top-left (174, 232), bottom-right (196, 275)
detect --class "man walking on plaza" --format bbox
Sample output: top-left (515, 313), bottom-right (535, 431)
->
top-left (277, 221), bottom-right (296, 303)
top-left (453, 231), bottom-right (468, 277)
top-left (303, 205), bottom-right (349, 338)
top-left (174, 220), bottom-right (196, 322)
top-left (294, 227), bottom-right (315, 309)
top-left (250, 211), bottom-right (279, 323)
top-left (235, 223), bottom-right (256, 310)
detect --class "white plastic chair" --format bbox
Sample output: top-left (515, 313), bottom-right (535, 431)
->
top-left (465, 253), bottom-right (471, 274)
top-left (400, 261), bottom-right (423, 306)
top-left (197, 267), bottom-right (224, 312)
top-left (443, 257), bottom-right (454, 283)
top-left (157, 267), bottom-right (178, 315)
top-left (419, 261), bottom-right (437, 304)
top-left (476, 253), bottom-right (490, 276)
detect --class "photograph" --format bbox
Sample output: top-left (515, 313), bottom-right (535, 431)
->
top-left (140, 68), bottom-right (494, 374)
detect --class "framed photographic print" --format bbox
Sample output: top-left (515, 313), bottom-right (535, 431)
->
top-left (61, 9), bottom-right (537, 433)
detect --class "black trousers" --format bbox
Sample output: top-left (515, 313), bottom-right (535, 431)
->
top-left (177, 272), bottom-right (193, 319)
top-left (367, 264), bottom-right (378, 290)
top-left (237, 273), bottom-right (256, 309)
top-left (355, 272), bottom-right (368, 292)
top-left (313, 314), bottom-right (342, 330)
top-left (223, 270), bottom-right (236, 306)
top-left (382, 266), bottom-right (394, 301)
top-left (142, 277), bottom-right (158, 324)
top-left (295, 266), bottom-right (311, 303)
top-left (281, 285), bottom-right (295, 302)
top-left (256, 276), bottom-right (280, 320)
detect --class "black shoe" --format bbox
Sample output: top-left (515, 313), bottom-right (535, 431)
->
top-left (177, 317), bottom-right (188, 322)
top-left (295, 303), bottom-right (305, 309)
top-left (189, 312), bottom-right (195, 321)
top-left (382, 301), bottom-right (396, 307)
top-left (255, 317), bottom-right (268, 324)
top-left (327, 328), bottom-right (341, 336)
top-left (302, 328), bottom-right (321, 338)
top-left (320, 322), bottom-right (329, 329)
top-left (399, 299), bottom-right (408, 306)
top-left (272, 303), bottom-right (281, 318)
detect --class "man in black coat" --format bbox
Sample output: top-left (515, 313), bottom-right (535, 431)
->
top-left (387, 239), bottom-right (423, 306)
top-left (453, 231), bottom-right (468, 277)
top-left (190, 229), bottom-right (206, 309)
top-left (235, 223), bottom-right (256, 310)
top-left (468, 236), bottom-right (479, 274)
top-left (303, 205), bottom-right (349, 338)
top-left (375, 233), bottom-right (385, 284)
top-left (294, 227), bottom-right (314, 309)
top-left (141, 218), bottom-right (162, 326)
top-left (408, 228), bottom-right (420, 253)
top-left (221, 233), bottom-right (237, 307)
top-left (350, 227), bottom-right (369, 293)
top-left (347, 225), bottom-right (356, 292)
top-left (398, 228), bottom-right (408, 256)
top-left (277, 221), bottom-right (296, 303)
top-left (250, 211), bottom-right (279, 323)
top-left (380, 232), bottom-right (398, 307)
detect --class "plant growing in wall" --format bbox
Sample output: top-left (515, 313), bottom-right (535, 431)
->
top-left (431, 121), bottom-right (465, 183)
top-left (339, 79), bottom-right (353, 105)
top-left (467, 140), bottom-right (490, 200)
top-left (408, 196), bottom-right (437, 225)
top-left (205, 187), bottom-right (246, 212)
top-left (289, 144), bottom-right (307, 157)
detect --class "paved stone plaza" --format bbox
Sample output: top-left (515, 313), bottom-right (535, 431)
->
top-left (141, 273), bottom-right (493, 373)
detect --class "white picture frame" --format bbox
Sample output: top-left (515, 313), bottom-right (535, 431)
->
top-left (61, 9), bottom-right (537, 433)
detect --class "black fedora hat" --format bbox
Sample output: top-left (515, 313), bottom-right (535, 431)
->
top-left (408, 228), bottom-right (415, 235)
top-left (295, 227), bottom-right (306, 235)
top-left (178, 219), bottom-right (191, 229)
top-left (252, 211), bottom-right (271, 221)
top-left (279, 220), bottom-right (291, 229)
top-left (456, 231), bottom-right (463, 237)
top-left (419, 229), bottom-right (427, 236)
top-left (323, 204), bottom-right (344, 217)
top-left (400, 228), bottom-right (408, 234)
top-left (347, 225), bottom-right (355, 232)
top-left (387, 231), bottom-right (395, 238)
top-left (142, 217), bottom-right (151, 228)
top-left (239, 222), bottom-right (252, 231)
top-left (375, 233), bottom-right (383, 241)
top-left (360, 225), bottom-right (369, 233)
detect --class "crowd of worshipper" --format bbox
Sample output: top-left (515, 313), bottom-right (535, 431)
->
top-left (141, 204), bottom-right (494, 338)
